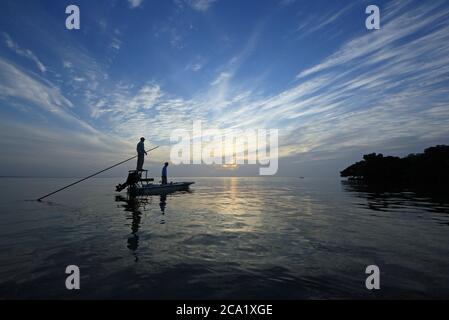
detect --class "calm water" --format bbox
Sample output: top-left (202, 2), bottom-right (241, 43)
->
top-left (0, 177), bottom-right (448, 299)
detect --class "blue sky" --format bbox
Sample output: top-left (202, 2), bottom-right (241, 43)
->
top-left (0, 0), bottom-right (449, 177)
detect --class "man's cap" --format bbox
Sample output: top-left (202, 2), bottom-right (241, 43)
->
top-left (140, 137), bottom-right (145, 141)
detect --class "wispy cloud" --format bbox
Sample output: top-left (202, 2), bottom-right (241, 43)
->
top-left (210, 72), bottom-right (231, 86)
top-left (62, 60), bottom-right (73, 69)
top-left (186, 63), bottom-right (203, 72)
top-left (183, 0), bottom-right (218, 11)
top-left (0, 54), bottom-right (133, 175)
top-left (295, 2), bottom-right (356, 39)
top-left (2, 33), bottom-right (46, 73)
top-left (128, 0), bottom-right (143, 9)
top-left (2, 0), bottom-right (449, 176)
top-left (0, 118), bottom-right (130, 177)
top-left (90, 0), bottom-right (449, 166)
top-left (110, 37), bottom-right (122, 51)
top-left (185, 56), bottom-right (206, 72)
top-left (279, 0), bottom-right (296, 7)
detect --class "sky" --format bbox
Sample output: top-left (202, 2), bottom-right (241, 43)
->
top-left (0, 0), bottom-right (449, 177)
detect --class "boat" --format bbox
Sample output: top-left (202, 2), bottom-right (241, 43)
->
top-left (129, 181), bottom-right (195, 195)
top-left (116, 170), bottom-right (194, 195)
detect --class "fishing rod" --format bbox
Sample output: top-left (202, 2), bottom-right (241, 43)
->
top-left (37, 146), bottom-right (160, 202)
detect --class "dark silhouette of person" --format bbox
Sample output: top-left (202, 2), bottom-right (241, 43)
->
top-left (159, 194), bottom-right (167, 214)
top-left (136, 137), bottom-right (147, 171)
top-left (159, 194), bottom-right (167, 224)
top-left (161, 162), bottom-right (169, 185)
top-left (115, 195), bottom-right (143, 262)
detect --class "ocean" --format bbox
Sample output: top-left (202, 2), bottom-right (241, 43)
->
top-left (0, 177), bottom-right (448, 299)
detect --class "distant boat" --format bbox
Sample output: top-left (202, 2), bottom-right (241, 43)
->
top-left (116, 170), bottom-right (194, 195)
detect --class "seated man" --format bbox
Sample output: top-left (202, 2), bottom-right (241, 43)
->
top-left (161, 162), bottom-right (169, 185)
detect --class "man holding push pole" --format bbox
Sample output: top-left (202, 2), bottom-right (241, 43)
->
top-left (136, 137), bottom-right (147, 171)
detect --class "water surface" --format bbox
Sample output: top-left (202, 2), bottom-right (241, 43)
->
top-left (0, 177), bottom-right (448, 299)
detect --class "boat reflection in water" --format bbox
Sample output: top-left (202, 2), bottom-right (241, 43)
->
top-left (115, 189), bottom-right (193, 261)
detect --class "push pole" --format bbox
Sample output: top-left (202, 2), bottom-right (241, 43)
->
top-left (37, 146), bottom-right (159, 201)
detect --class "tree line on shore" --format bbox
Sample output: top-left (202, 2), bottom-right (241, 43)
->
top-left (340, 145), bottom-right (449, 185)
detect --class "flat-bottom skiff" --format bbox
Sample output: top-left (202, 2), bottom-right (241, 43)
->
top-left (116, 170), bottom-right (194, 195)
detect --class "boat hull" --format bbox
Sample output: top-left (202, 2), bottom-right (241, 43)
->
top-left (129, 182), bottom-right (195, 195)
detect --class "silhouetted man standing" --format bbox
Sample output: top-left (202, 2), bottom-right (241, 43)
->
top-left (136, 137), bottom-right (147, 171)
top-left (161, 162), bottom-right (169, 184)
